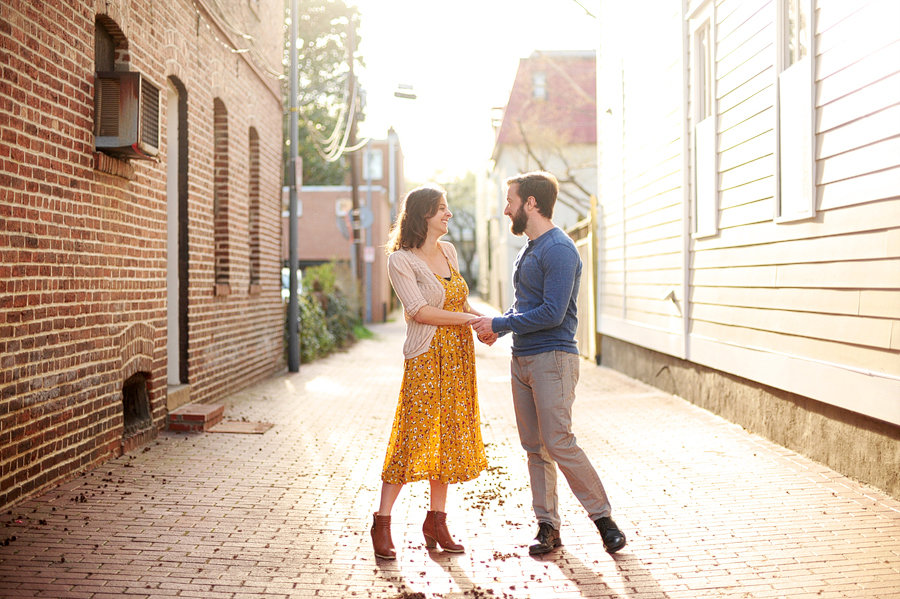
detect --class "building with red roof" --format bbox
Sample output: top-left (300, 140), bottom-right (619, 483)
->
top-left (478, 50), bottom-right (597, 312)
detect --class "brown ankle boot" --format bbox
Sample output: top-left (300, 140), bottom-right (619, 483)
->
top-left (370, 513), bottom-right (396, 560)
top-left (422, 510), bottom-right (464, 553)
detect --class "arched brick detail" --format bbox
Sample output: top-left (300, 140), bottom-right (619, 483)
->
top-left (164, 28), bottom-right (187, 83)
top-left (118, 322), bottom-right (155, 379)
top-left (213, 98), bottom-right (231, 288)
top-left (209, 58), bottom-right (225, 99)
top-left (95, 0), bottom-right (131, 42)
top-left (95, 8), bottom-right (131, 68)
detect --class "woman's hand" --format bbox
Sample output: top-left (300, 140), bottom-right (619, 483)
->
top-left (477, 331), bottom-right (498, 346)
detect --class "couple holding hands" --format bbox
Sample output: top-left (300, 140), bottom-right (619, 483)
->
top-left (371, 171), bottom-right (626, 560)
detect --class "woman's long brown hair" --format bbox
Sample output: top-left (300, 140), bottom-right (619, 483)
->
top-left (384, 183), bottom-right (446, 254)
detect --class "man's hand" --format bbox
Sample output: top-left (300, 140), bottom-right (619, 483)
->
top-left (477, 331), bottom-right (498, 346)
top-left (469, 316), bottom-right (494, 337)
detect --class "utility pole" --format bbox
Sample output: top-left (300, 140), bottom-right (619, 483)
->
top-left (287, 0), bottom-right (300, 372)
top-left (347, 27), bottom-right (364, 312)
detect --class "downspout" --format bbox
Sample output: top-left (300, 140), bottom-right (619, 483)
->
top-left (681, 0), bottom-right (692, 362)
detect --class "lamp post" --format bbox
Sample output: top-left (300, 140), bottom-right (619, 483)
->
top-left (287, 0), bottom-right (300, 372)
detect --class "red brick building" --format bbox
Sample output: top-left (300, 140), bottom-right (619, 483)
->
top-left (0, 0), bottom-right (286, 509)
top-left (284, 134), bottom-right (404, 323)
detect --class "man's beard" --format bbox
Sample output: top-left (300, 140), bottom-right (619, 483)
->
top-left (509, 204), bottom-right (528, 236)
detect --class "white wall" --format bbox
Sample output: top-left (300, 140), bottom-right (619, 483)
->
top-left (596, 0), bottom-right (900, 425)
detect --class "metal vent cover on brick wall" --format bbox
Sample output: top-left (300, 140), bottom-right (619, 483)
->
top-left (94, 71), bottom-right (160, 160)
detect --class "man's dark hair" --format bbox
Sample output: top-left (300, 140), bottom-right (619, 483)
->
top-left (505, 171), bottom-right (559, 219)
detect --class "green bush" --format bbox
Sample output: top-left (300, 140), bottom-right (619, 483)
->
top-left (299, 292), bottom-right (334, 363)
top-left (289, 261), bottom-right (366, 364)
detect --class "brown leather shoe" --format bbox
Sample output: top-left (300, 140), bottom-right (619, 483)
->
top-left (422, 510), bottom-right (464, 553)
top-left (371, 513), bottom-right (396, 560)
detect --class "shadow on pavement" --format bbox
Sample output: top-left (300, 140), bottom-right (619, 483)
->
top-left (611, 551), bottom-right (671, 598)
top-left (374, 558), bottom-right (417, 597)
top-left (534, 547), bottom-right (670, 598)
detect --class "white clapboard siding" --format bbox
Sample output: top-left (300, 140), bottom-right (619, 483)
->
top-left (816, 2), bottom-right (900, 80)
top-left (717, 41), bottom-right (774, 100)
top-left (696, 197), bottom-right (899, 251)
top-left (720, 131), bottom-right (775, 172)
top-left (717, 0), bottom-right (769, 42)
top-left (601, 207), bottom-right (626, 230)
top-left (719, 176), bottom-right (774, 211)
top-left (692, 256), bottom-right (899, 290)
top-left (626, 251), bottom-right (683, 273)
top-left (775, 258), bottom-right (900, 289)
top-left (818, 72), bottom-right (900, 134)
top-left (816, 0), bottom-right (872, 36)
top-left (602, 295), bottom-right (624, 313)
top-left (720, 86), bottom-right (773, 134)
top-left (817, 137), bottom-right (900, 185)
top-left (602, 274), bottom-right (625, 289)
top-left (693, 229), bottom-right (894, 269)
top-left (603, 246), bottom-right (625, 263)
top-left (597, 0), bottom-right (900, 422)
top-left (625, 271), bottom-right (683, 292)
top-left (817, 40), bottom-right (900, 106)
top-left (718, 154), bottom-right (774, 191)
top-left (818, 167), bottom-right (900, 211)
top-left (717, 198), bottom-right (775, 230)
top-left (818, 105), bottom-right (900, 160)
top-left (625, 200), bottom-right (682, 234)
top-left (692, 302), bottom-right (893, 348)
top-left (622, 219), bottom-right (683, 247)
top-left (619, 282), bottom-right (679, 301)
top-left (692, 264), bottom-right (776, 287)
top-left (624, 161), bottom-right (683, 208)
top-left (719, 107), bottom-right (774, 151)
top-left (719, 65), bottom-right (774, 114)
top-left (719, 26), bottom-right (773, 84)
top-left (691, 319), bottom-right (900, 375)
top-left (690, 285), bottom-right (860, 315)
top-left (625, 296), bottom-right (683, 317)
top-left (624, 306), bottom-right (684, 331)
top-left (627, 236), bottom-right (684, 260)
top-left (860, 290), bottom-right (900, 319)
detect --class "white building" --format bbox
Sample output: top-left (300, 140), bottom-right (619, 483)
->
top-left (595, 0), bottom-right (900, 496)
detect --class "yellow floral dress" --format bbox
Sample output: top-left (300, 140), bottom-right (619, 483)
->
top-left (381, 266), bottom-right (488, 485)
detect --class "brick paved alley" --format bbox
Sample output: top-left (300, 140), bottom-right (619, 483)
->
top-left (1, 303), bottom-right (899, 599)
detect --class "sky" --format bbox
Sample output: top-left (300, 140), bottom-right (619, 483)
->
top-left (350, 0), bottom-right (600, 184)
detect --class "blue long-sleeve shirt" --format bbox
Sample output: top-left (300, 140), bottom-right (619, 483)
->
top-left (492, 227), bottom-right (581, 356)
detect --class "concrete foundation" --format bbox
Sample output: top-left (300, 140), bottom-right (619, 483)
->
top-left (600, 336), bottom-right (900, 499)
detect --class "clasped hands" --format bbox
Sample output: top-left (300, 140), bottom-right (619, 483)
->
top-left (467, 316), bottom-right (498, 346)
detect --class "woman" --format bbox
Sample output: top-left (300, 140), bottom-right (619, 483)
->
top-left (371, 183), bottom-right (494, 560)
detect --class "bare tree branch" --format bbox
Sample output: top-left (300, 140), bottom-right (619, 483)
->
top-left (515, 120), bottom-right (592, 217)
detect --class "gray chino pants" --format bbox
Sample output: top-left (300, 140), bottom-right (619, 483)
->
top-left (511, 350), bottom-right (612, 529)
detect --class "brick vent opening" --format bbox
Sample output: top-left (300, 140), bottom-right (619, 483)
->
top-left (122, 373), bottom-right (152, 436)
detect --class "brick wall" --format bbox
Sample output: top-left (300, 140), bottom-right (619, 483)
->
top-left (0, 0), bottom-right (287, 509)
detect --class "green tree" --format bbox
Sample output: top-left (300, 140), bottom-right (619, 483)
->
top-left (283, 0), bottom-right (364, 186)
top-left (441, 171), bottom-right (478, 287)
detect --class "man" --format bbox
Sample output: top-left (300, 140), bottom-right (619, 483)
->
top-left (470, 171), bottom-right (626, 556)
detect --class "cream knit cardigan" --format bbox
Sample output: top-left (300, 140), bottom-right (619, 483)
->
top-left (387, 241), bottom-right (472, 360)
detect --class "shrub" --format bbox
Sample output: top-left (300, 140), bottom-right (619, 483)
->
top-left (289, 261), bottom-right (367, 363)
top-left (299, 291), bottom-right (334, 363)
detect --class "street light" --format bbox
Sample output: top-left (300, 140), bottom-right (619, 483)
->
top-left (394, 83), bottom-right (417, 100)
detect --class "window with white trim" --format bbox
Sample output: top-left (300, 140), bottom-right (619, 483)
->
top-left (532, 72), bottom-right (547, 101)
top-left (689, 1), bottom-right (718, 238)
top-left (775, 0), bottom-right (816, 222)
